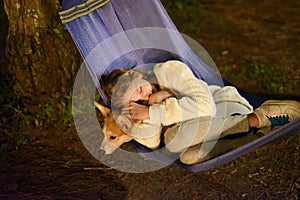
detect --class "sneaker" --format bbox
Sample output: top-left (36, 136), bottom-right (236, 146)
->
top-left (253, 100), bottom-right (300, 129)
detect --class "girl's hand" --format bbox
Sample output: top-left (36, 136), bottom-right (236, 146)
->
top-left (122, 102), bottom-right (150, 120)
top-left (148, 90), bottom-right (174, 105)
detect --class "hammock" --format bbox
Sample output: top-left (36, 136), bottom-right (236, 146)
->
top-left (59, 0), bottom-right (300, 172)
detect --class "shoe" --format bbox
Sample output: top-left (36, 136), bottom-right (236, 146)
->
top-left (253, 100), bottom-right (300, 129)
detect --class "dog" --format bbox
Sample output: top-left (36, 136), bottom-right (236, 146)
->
top-left (94, 101), bottom-right (132, 154)
top-left (94, 101), bottom-right (161, 154)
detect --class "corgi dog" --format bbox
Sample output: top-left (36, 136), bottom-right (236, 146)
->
top-left (94, 101), bottom-right (161, 154)
top-left (94, 101), bottom-right (132, 154)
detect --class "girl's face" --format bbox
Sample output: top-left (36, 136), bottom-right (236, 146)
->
top-left (122, 74), bottom-right (153, 105)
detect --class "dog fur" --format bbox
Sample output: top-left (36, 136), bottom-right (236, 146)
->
top-left (94, 101), bottom-right (132, 154)
top-left (94, 101), bottom-right (161, 154)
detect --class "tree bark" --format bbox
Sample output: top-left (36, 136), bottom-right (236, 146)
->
top-left (4, 0), bottom-right (81, 121)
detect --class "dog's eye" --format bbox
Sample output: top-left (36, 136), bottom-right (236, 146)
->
top-left (110, 136), bottom-right (116, 140)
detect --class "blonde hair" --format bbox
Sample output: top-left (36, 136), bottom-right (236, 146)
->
top-left (112, 70), bottom-right (145, 109)
top-left (99, 68), bottom-right (145, 109)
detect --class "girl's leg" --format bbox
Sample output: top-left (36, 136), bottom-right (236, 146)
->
top-left (164, 115), bottom-right (250, 153)
top-left (180, 134), bottom-right (259, 165)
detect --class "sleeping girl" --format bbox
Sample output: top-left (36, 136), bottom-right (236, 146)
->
top-left (99, 60), bottom-right (300, 164)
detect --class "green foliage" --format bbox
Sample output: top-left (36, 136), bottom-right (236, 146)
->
top-left (0, 100), bottom-right (30, 151)
top-left (0, 102), bottom-right (31, 151)
top-left (0, 68), bottom-right (31, 130)
top-left (247, 62), bottom-right (295, 94)
top-left (15, 132), bottom-right (29, 150)
top-left (219, 61), bottom-right (297, 96)
top-left (58, 91), bottom-right (74, 123)
top-left (34, 91), bottom-right (74, 126)
top-left (161, 0), bottom-right (204, 31)
top-left (0, 89), bottom-right (74, 152)
top-left (162, 0), bottom-right (233, 34)
top-left (0, 67), bottom-right (74, 151)
top-left (162, 0), bottom-right (184, 10)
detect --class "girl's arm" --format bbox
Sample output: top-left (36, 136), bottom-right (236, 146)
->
top-left (122, 90), bottom-right (175, 120)
top-left (149, 60), bottom-right (216, 126)
top-left (148, 90), bottom-right (175, 105)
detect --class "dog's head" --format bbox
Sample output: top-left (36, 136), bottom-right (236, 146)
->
top-left (94, 101), bottom-right (132, 154)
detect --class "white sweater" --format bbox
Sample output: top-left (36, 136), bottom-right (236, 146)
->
top-left (131, 60), bottom-right (252, 149)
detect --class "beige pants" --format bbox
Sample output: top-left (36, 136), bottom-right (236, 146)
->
top-left (180, 133), bottom-right (259, 165)
top-left (164, 115), bottom-right (254, 165)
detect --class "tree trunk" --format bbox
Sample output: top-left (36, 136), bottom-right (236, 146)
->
top-left (4, 0), bottom-right (81, 122)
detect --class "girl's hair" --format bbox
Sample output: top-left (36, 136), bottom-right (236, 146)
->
top-left (99, 68), bottom-right (145, 109)
top-left (99, 68), bottom-right (128, 101)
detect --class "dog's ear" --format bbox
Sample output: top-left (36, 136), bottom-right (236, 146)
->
top-left (94, 101), bottom-right (111, 118)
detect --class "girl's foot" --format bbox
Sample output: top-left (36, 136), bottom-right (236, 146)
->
top-left (253, 100), bottom-right (300, 129)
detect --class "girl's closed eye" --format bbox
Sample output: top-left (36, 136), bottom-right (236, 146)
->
top-left (138, 86), bottom-right (142, 94)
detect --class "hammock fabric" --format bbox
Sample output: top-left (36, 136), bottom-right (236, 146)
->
top-left (60, 0), bottom-right (300, 172)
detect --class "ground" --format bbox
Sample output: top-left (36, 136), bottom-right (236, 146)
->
top-left (1, 0), bottom-right (299, 199)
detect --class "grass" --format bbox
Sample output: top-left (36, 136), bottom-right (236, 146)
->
top-left (15, 131), bottom-right (29, 150)
top-left (0, 68), bottom-right (74, 151)
top-left (219, 61), bottom-right (298, 97)
top-left (161, 0), bottom-right (204, 32)
top-left (163, 0), bottom-right (299, 99)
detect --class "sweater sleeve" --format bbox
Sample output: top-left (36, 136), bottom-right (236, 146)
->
top-left (148, 60), bottom-right (216, 126)
top-left (130, 120), bottom-right (162, 149)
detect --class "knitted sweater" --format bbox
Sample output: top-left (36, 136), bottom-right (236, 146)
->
top-left (131, 60), bottom-right (252, 149)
